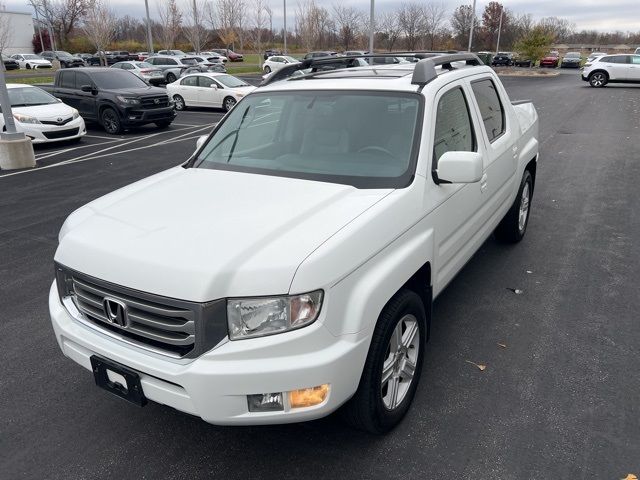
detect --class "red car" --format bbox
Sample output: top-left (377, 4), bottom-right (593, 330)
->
top-left (540, 52), bottom-right (559, 68)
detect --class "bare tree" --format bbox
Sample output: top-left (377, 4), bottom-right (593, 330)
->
top-left (29, 0), bottom-right (89, 49)
top-left (157, 0), bottom-right (182, 51)
top-left (538, 16), bottom-right (575, 42)
top-left (235, 0), bottom-right (248, 51)
top-left (264, 4), bottom-right (273, 44)
top-left (450, 4), bottom-right (477, 50)
top-left (422, 2), bottom-right (446, 50)
top-left (249, 0), bottom-right (267, 66)
top-left (397, 3), bottom-right (424, 51)
top-left (377, 11), bottom-right (400, 52)
top-left (296, 0), bottom-right (332, 51)
top-left (184, 0), bottom-right (209, 53)
top-left (82, 0), bottom-right (117, 65)
top-left (332, 5), bottom-right (362, 51)
top-left (207, 0), bottom-right (238, 49)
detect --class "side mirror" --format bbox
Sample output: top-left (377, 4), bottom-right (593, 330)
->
top-left (196, 135), bottom-right (207, 151)
top-left (210, 84), bottom-right (217, 89)
top-left (80, 84), bottom-right (93, 93)
top-left (435, 151), bottom-right (483, 184)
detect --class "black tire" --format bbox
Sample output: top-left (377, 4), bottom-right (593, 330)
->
top-left (155, 120), bottom-right (172, 128)
top-left (223, 96), bottom-right (236, 112)
top-left (495, 169), bottom-right (533, 243)
top-left (26, 63), bottom-right (31, 69)
top-left (342, 289), bottom-right (426, 434)
top-left (589, 71), bottom-right (608, 88)
top-left (166, 72), bottom-right (177, 83)
top-left (263, 65), bottom-right (271, 74)
top-left (173, 95), bottom-right (186, 111)
top-left (100, 107), bottom-right (122, 135)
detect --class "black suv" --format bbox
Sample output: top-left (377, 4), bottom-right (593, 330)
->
top-left (40, 68), bottom-right (176, 134)
top-left (2, 54), bottom-right (19, 70)
top-left (40, 51), bottom-right (85, 68)
top-left (491, 54), bottom-right (513, 67)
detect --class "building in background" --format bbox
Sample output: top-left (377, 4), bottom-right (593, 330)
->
top-left (0, 10), bottom-right (35, 55)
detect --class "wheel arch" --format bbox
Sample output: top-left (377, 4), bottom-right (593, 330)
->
top-left (588, 69), bottom-right (609, 80)
top-left (525, 156), bottom-right (537, 195)
top-left (98, 102), bottom-right (121, 122)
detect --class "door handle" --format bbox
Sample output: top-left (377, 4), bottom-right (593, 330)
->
top-left (480, 173), bottom-right (488, 192)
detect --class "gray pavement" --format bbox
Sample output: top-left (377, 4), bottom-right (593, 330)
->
top-left (1, 73), bottom-right (639, 479)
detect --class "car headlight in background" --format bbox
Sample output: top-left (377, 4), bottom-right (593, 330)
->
top-left (71, 108), bottom-right (80, 120)
top-left (116, 96), bottom-right (141, 105)
top-left (13, 113), bottom-right (41, 124)
top-left (227, 290), bottom-right (323, 340)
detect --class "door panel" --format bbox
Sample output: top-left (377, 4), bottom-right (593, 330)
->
top-left (426, 84), bottom-right (487, 295)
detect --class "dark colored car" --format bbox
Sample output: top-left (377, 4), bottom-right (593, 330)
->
top-left (540, 52), bottom-right (559, 68)
top-left (112, 51), bottom-right (138, 62)
top-left (212, 49), bottom-right (244, 62)
top-left (264, 49), bottom-right (282, 60)
top-left (2, 54), bottom-right (19, 70)
top-left (303, 51), bottom-right (338, 60)
top-left (491, 54), bottom-right (513, 67)
top-left (78, 53), bottom-right (101, 66)
top-left (561, 52), bottom-right (582, 68)
top-left (40, 51), bottom-right (85, 68)
top-left (513, 56), bottom-right (533, 67)
top-left (39, 68), bottom-right (176, 134)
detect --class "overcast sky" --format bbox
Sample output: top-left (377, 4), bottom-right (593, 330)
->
top-left (6, 0), bottom-right (640, 33)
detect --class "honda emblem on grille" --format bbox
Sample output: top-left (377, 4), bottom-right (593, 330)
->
top-left (103, 297), bottom-right (128, 328)
top-left (154, 98), bottom-right (160, 104)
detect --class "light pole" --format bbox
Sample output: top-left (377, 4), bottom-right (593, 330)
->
top-left (192, 0), bottom-right (200, 53)
top-left (0, 65), bottom-right (36, 169)
top-left (283, 0), bottom-right (287, 54)
top-left (368, 0), bottom-right (374, 54)
top-left (495, 7), bottom-right (503, 55)
top-left (144, 0), bottom-right (154, 54)
top-left (467, 0), bottom-right (477, 52)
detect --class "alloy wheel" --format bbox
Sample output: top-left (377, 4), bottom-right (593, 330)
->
top-left (381, 314), bottom-right (420, 410)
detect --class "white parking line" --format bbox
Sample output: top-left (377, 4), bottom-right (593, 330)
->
top-left (34, 138), bottom-right (122, 160)
top-left (1, 125), bottom-right (213, 179)
top-left (83, 134), bottom-right (126, 140)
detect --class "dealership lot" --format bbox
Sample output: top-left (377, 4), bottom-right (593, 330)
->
top-left (1, 73), bottom-right (639, 478)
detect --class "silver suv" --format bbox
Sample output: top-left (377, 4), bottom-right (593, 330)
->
top-left (146, 55), bottom-right (200, 83)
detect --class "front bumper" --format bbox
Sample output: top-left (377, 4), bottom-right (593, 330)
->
top-left (561, 62), bottom-right (581, 68)
top-left (18, 117), bottom-right (86, 144)
top-left (121, 106), bottom-right (177, 126)
top-left (49, 282), bottom-right (369, 425)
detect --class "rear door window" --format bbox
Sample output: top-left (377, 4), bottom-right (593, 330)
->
top-left (471, 79), bottom-right (505, 143)
top-left (59, 71), bottom-right (75, 89)
top-left (75, 71), bottom-right (91, 89)
top-left (433, 87), bottom-right (476, 167)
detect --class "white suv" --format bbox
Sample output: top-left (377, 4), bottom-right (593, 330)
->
top-left (50, 54), bottom-right (539, 433)
top-left (582, 54), bottom-right (640, 87)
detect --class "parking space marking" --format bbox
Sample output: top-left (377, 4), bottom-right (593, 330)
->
top-left (1, 125), bottom-right (214, 179)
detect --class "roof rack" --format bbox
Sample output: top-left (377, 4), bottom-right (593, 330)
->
top-left (260, 52), bottom-right (484, 87)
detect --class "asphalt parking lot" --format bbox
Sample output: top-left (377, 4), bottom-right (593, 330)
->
top-left (2, 72), bottom-right (639, 479)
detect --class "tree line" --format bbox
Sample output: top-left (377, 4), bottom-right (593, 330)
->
top-left (26, 0), bottom-right (640, 57)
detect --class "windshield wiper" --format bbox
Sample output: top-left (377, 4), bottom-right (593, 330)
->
top-left (226, 105), bottom-right (251, 163)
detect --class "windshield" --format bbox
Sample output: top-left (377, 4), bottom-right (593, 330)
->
top-left (566, 53), bottom-right (581, 58)
top-left (283, 56), bottom-right (298, 63)
top-left (8, 87), bottom-right (58, 107)
top-left (23, 54), bottom-right (42, 60)
top-left (135, 62), bottom-right (153, 68)
top-left (91, 71), bottom-right (148, 89)
top-left (56, 51), bottom-right (74, 58)
top-left (216, 75), bottom-right (250, 88)
top-left (193, 91), bottom-right (422, 188)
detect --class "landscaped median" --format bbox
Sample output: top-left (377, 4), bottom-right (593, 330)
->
top-left (493, 66), bottom-right (561, 77)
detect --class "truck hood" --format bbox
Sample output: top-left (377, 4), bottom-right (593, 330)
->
top-left (55, 168), bottom-right (391, 302)
top-left (105, 86), bottom-right (166, 96)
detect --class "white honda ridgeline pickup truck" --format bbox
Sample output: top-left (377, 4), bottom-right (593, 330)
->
top-left (50, 54), bottom-right (539, 433)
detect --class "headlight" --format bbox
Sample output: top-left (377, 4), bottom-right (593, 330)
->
top-left (71, 108), bottom-right (80, 120)
top-left (116, 96), bottom-right (141, 105)
top-left (13, 113), bottom-right (41, 124)
top-left (227, 290), bottom-right (323, 340)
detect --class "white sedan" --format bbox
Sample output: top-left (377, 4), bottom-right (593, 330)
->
top-left (3, 84), bottom-right (86, 144)
top-left (10, 53), bottom-right (52, 70)
top-left (166, 73), bottom-right (256, 112)
top-left (263, 55), bottom-right (300, 74)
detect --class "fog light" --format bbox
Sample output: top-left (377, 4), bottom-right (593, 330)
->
top-left (289, 384), bottom-right (330, 409)
top-left (247, 392), bottom-right (284, 412)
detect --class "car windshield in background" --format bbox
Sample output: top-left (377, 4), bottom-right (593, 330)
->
top-left (91, 71), bottom-right (149, 89)
top-left (8, 87), bottom-right (58, 107)
top-left (194, 91), bottom-right (422, 188)
top-left (56, 51), bottom-right (75, 58)
top-left (135, 62), bottom-right (153, 68)
top-left (283, 56), bottom-right (298, 63)
top-left (216, 75), bottom-right (250, 88)
top-left (23, 54), bottom-right (42, 60)
top-left (566, 53), bottom-right (581, 58)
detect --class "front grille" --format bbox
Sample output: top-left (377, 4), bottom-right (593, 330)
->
top-left (55, 265), bottom-right (228, 358)
top-left (41, 116), bottom-right (73, 126)
top-left (43, 128), bottom-right (79, 139)
top-left (141, 95), bottom-right (169, 109)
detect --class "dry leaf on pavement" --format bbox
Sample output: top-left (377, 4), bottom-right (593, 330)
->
top-left (498, 343), bottom-right (507, 348)
top-left (465, 360), bottom-right (487, 371)
top-left (621, 475), bottom-right (637, 480)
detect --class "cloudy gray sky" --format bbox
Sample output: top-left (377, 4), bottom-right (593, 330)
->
top-left (6, 0), bottom-right (640, 32)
